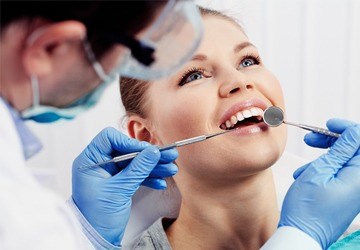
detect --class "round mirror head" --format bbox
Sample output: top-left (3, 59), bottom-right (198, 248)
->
top-left (263, 106), bottom-right (284, 127)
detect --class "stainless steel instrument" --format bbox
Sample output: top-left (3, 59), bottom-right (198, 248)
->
top-left (263, 106), bottom-right (340, 138)
top-left (80, 130), bottom-right (231, 169)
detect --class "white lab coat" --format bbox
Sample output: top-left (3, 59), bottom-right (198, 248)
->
top-left (0, 99), bottom-right (93, 250)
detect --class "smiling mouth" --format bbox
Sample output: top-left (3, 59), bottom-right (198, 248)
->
top-left (220, 107), bottom-right (264, 130)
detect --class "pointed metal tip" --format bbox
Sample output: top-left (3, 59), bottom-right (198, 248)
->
top-left (206, 129), bottom-right (231, 139)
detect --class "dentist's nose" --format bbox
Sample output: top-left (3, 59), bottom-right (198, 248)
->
top-left (218, 71), bottom-right (254, 98)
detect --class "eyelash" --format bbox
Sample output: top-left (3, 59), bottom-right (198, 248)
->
top-left (239, 54), bottom-right (261, 68)
top-left (178, 54), bottom-right (262, 86)
top-left (178, 67), bottom-right (206, 86)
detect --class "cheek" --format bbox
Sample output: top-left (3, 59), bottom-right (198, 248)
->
top-left (50, 58), bottom-right (99, 106)
top-left (255, 70), bottom-right (285, 110)
top-left (253, 70), bottom-right (288, 153)
top-left (151, 90), bottom-right (212, 145)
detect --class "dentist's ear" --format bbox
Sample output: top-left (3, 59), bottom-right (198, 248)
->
top-left (127, 116), bottom-right (159, 145)
top-left (22, 21), bottom-right (86, 77)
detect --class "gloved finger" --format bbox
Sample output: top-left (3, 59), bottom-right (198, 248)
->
top-left (104, 142), bottom-right (177, 167)
top-left (141, 178), bottom-right (167, 190)
top-left (100, 154), bottom-right (179, 178)
top-left (303, 119), bottom-right (359, 149)
top-left (100, 161), bottom-right (135, 177)
top-left (87, 127), bottom-right (150, 158)
top-left (109, 147), bottom-right (178, 168)
top-left (326, 124), bottom-right (360, 165)
top-left (98, 162), bottom-right (120, 176)
top-left (302, 125), bottom-right (360, 177)
top-left (305, 132), bottom-right (360, 157)
top-left (336, 157), bottom-right (360, 197)
top-left (293, 163), bottom-right (310, 179)
top-left (86, 147), bottom-right (177, 177)
top-left (304, 132), bottom-right (336, 148)
top-left (75, 162), bottom-right (114, 179)
top-left (326, 118), bottom-right (358, 133)
top-left (159, 148), bottom-right (179, 164)
top-left (112, 146), bottom-right (161, 192)
top-left (148, 163), bottom-right (178, 178)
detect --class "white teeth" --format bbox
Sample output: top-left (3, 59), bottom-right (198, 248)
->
top-left (242, 110), bottom-right (252, 118)
top-left (221, 107), bottom-right (264, 129)
top-left (257, 107), bottom-right (264, 117)
top-left (236, 112), bottom-right (244, 121)
top-left (230, 116), bottom-right (237, 125)
top-left (225, 120), bottom-right (232, 128)
top-left (250, 107), bottom-right (259, 116)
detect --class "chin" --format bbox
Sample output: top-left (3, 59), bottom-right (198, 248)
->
top-left (177, 129), bottom-right (287, 181)
top-left (241, 148), bottom-right (281, 173)
top-left (224, 135), bottom-right (286, 176)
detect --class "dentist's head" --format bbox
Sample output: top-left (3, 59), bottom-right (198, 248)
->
top-left (0, 1), bottom-right (203, 123)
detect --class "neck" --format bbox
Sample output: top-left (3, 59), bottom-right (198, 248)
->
top-left (166, 169), bottom-right (279, 250)
top-left (0, 23), bottom-right (33, 111)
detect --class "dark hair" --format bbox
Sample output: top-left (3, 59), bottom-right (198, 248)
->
top-left (0, 1), bottom-right (166, 58)
top-left (120, 6), bottom-right (244, 119)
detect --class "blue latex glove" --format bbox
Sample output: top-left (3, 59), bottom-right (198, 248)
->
top-left (72, 127), bottom-right (178, 246)
top-left (279, 118), bottom-right (360, 249)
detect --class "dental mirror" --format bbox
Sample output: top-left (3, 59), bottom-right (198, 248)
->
top-left (263, 106), bottom-right (284, 127)
top-left (263, 106), bottom-right (340, 138)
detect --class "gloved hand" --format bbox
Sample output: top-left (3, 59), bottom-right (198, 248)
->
top-left (72, 127), bottom-right (178, 246)
top-left (279, 118), bottom-right (360, 249)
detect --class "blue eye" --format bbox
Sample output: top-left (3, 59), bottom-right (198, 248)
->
top-left (178, 68), bottom-right (207, 86)
top-left (185, 72), bottom-right (203, 83)
top-left (239, 55), bottom-right (261, 69)
top-left (241, 58), bottom-right (256, 67)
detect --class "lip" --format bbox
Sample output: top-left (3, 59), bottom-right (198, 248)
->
top-left (219, 98), bottom-right (268, 126)
top-left (228, 121), bottom-right (269, 136)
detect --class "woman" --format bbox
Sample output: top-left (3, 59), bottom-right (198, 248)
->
top-left (120, 7), bottom-right (357, 250)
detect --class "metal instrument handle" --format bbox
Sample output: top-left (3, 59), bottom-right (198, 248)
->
top-left (81, 131), bottom-right (228, 169)
top-left (284, 121), bottom-right (340, 138)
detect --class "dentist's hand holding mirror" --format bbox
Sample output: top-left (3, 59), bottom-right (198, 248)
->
top-left (264, 107), bottom-right (360, 249)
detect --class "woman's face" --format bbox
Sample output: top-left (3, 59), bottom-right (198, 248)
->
top-left (137, 16), bottom-right (287, 184)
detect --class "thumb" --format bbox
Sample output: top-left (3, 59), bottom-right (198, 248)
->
top-left (293, 163), bottom-right (310, 179)
top-left (326, 124), bottom-right (360, 166)
top-left (303, 119), bottom-right (358, 149)
top-left (112, 146), bottom-right (161, 192)
top-left (88, 127), bottom-right (150, 157)
top-left (326, 118), bottom-right (358, 133)
top-left (303, 124), bottom-right (360, 177)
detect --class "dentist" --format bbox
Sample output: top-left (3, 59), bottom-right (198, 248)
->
top-left (1, 1), bottom-right (202, 249)
top-left (0, 1), bottom-right (359, 250)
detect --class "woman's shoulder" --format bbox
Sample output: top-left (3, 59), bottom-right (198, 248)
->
top-left (125, 217), bottom-right (176, 250)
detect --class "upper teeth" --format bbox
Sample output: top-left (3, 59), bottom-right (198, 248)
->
top-left (221, 107), bottom-right (264, 129)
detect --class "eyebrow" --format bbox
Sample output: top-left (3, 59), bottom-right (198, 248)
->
top-left (190, 42), bottom-right (256, 62)
top-left (190, 54), bottom-right (208, 62)
top-left (234, 42), bottom-right (256, 53)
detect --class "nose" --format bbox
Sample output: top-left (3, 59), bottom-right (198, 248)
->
top-left (218, 70), bottom-right (254, 98)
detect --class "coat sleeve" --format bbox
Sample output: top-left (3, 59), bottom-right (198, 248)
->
top-left (260, 227), bottom-right (322, 250)
top-left (0, 99), bottom-right (95, 250)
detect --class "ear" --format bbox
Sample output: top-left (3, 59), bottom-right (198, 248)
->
top-left (127, 116), bottom-right (160, 145)
top-left (22, 21), bottom-right (86, 76)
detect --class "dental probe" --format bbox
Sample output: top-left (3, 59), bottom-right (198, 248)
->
top-left (263, 106), bottom-right (340, 138)
top-left (80, 130), bottom-right (232, 169)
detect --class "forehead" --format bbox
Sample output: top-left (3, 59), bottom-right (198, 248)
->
top-left (198, 16), bottom-right (249, 52)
